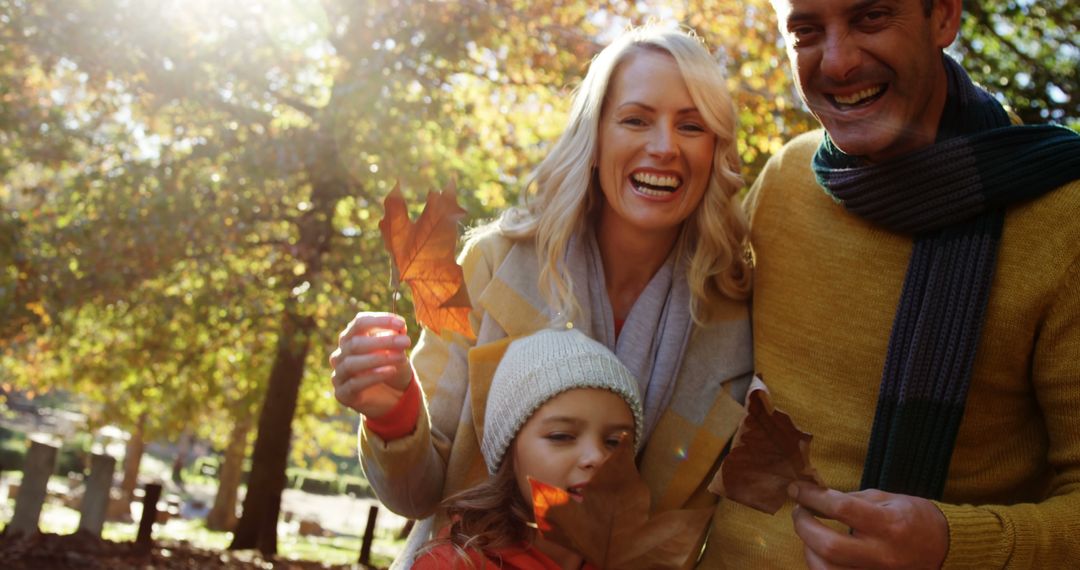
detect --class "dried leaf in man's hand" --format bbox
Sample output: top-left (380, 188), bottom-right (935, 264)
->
top-left (710, 375), bottom-right (824, 514)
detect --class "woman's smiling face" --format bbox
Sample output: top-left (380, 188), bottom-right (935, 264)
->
top-left (595, 48), bottom-right (716, 244)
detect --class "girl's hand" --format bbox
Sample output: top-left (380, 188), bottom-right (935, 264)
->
top-left (329, 312), bottom-right (414, 418)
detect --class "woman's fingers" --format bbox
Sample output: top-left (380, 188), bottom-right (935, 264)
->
top-left (332, 350), bottom-right (407, 388)
top-left (329, 312), bottom-right (413, 415)
top-left (342, 312), bottom-right (407, 341)
top-left (332, 316), bottom-right (410, 364)
top-left (334, 369), bottom-right (405, 412)
top-left (347, 332), bottom-right (411, 355)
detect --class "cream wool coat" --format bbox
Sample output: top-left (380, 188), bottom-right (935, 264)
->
top-left (359, 230), bottom-right (754, 567)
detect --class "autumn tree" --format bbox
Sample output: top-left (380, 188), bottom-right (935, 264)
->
top-left (0, 0), bottom-right (601, 555)
top-left (1, 0), bottom-right (1072, 559)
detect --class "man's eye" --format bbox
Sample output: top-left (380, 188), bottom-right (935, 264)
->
top-left (857, 8), bottom-right (891, 29)
top-left (788, 25), bottom-right (819, 44)
top-left (863, 9), bottom-right (887, 22)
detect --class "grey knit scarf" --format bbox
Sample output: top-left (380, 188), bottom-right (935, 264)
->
top-left (563, 230), bottom-right (692, 442)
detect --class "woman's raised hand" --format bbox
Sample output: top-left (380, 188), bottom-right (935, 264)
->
top-left (329, 312), bottom-right (414, 418)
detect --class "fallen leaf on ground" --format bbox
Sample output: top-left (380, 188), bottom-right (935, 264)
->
top-left (709, 375), bottom-right (824, 514)
top-left (531, 437), bottom-right (711, 569)
top-left (378, 181), bottom-right (474, 340)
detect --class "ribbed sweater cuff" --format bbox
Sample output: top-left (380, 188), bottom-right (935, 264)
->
top-left (360, 401), bottom-right (432, 463)
top-left (934, 501), bottom-right (1011, 569)
top-left (363, 377), bottom-right (421, 440)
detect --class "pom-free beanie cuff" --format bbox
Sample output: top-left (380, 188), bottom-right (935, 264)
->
top-left (481, 328), bottom-right (643, 473)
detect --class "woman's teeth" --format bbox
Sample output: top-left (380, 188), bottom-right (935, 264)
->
top-left (631, 172), bottom-right (680, 196)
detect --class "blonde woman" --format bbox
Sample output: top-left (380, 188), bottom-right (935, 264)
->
top-left (331, 25), bottom-right (752, 567)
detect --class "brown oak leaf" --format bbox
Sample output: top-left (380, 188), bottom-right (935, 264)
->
top-left (531, 437), bottom-right (712, 569)
top-left (378, 181), bottom-right (474, 340)
top-left (709, 375), bottom-right (824, 514)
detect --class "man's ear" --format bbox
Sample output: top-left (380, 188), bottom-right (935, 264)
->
top-left (932, 0), bottom-right (963, 49)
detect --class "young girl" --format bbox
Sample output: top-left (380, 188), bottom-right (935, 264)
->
top-left (413, 328), bottom-right (644, 569)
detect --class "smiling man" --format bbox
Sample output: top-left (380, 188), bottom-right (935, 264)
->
top-left (710, 0), bottom-right (1080, 567)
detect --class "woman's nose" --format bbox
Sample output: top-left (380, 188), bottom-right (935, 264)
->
top-left (646, 125), bottom-right (679, 160)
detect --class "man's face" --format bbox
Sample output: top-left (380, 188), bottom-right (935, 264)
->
top-left (773, 0), bottom-right (961, 162)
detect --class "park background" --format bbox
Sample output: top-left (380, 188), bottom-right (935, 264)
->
top-left (0, 0), bottom-right (1076, 567)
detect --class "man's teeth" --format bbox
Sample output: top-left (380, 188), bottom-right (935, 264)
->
top-left (631, 172), bottom-right (680, 196)
top-left (833, 86), bottom-right (883, 105)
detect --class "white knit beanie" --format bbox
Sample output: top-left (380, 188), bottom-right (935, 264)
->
top-left (481, 328), bottom-right (644, 474)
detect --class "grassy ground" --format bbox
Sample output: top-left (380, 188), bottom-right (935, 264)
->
top-left (0, 422), bottom-right (405, 568)
top-left (1, 480), bottom-right (405, 568)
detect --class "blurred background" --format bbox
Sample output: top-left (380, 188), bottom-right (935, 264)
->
top-left (0, 0), bottom-right (1075, 567)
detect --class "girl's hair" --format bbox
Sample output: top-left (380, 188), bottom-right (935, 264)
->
top-left (491, 25), bottom-right (750, 324)
top-left (418, 453), bottom-right (533, 566)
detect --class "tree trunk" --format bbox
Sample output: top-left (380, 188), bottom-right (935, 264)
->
top-left (170, 429), bottom-right (192, 489)
top-left (228, 124), bottom-right (350, 555)
top-left (120, 414), bottom-right (147, 502)
top-left (229, 310), bottom-right (314, 554)
top-left (108, 413), bottom-right (146, 521)
top-left (207, 417), bottom-right (250, 532)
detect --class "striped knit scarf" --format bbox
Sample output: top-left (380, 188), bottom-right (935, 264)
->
top-left (812, 55), bottom-right (1080, 499)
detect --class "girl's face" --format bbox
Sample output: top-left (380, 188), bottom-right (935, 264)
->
top-left (511, 388), bottom-right (635, 504)
top-left (595, 49), bottom-right (716, 246)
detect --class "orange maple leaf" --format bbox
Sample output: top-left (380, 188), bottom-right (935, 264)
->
top-left (529, 478), bottom-right (569, 533)
top-left (709, 375), bottom-right (824, 514)
top-left (531, 438), bottom-right (712, 569)
top-left (378, 181), bottom-right (474, 340)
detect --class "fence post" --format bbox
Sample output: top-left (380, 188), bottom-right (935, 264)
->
top-left (78, 453), bottom-right (117, 537)
top-left (7, 440), bottom-right (59, 535)
top-left (359, 505), bottom-right (379, 565)
top-left (135, 482), bottom-right (163, 552)
top-left (396, 518), bottom-right (415, 540)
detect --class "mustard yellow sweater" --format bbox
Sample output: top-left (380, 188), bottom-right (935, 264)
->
top-left (707, 130), bottom-right (1080, 568)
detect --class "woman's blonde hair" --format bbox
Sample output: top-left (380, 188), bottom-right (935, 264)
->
top-left (494, 25), bottom-right (750, 324)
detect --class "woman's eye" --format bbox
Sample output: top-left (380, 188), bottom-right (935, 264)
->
top-left (620, 117), bottom-right (647, 127)
top-left (680, 123), bottom-right (707, 133)
top-left (545, 433), bottom-right (574, 443)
